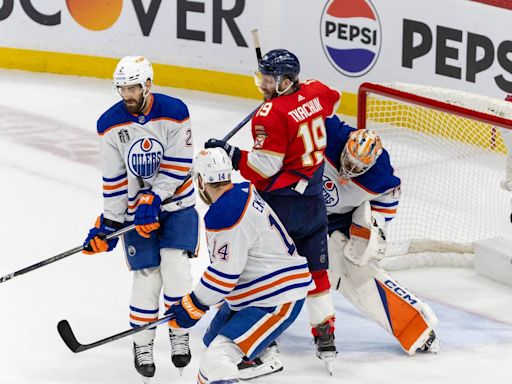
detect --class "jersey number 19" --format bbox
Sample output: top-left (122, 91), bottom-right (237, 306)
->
top-left (297, 116), bottom-right (326, 167)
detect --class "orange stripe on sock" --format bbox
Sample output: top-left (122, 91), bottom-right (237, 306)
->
top-left (237, 303), bottom-right (291, 355)
top-left (130, 314), bottom-right (158, 323)
top-left (377, 281), bottom-right (428, 351)
top-left (226, 272), bottom-right (310, 301)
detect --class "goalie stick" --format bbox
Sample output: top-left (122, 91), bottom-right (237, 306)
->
top-left (58, 313), bottom-right (174, 353)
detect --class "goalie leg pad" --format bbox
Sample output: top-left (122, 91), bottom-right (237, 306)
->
top-left (328, 233), bottom-right (437, 354)
top-left (373, 271), bottom-right (438, 354)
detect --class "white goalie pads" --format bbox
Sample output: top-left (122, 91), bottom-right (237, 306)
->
top-left (344, 202), bottom-right (387, 266)
top-left (328, 231), bottom-right (438, 355)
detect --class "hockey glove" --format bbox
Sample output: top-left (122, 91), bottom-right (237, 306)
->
top-left (83, 215), bottom-right (123, 255)
top-left (165, 292), bottom-right (209, 329)
top-left (134, 191), bottom-right (161, 238)
top-left (205, 138), bottom-right (241, 170)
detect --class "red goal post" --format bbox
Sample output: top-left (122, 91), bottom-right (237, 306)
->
top-left (356, 82), bottom-right (512, 264)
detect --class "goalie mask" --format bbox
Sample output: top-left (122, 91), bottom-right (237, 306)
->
top-left (340, 129), bottom-right (383, 180)
top-left (193, 148), bottom-right (232, 205)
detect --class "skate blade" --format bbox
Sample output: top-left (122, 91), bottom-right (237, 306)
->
top-left (427, 338), bottom-right (441, 354)
top-left (140, 376), bottom-right (151, 384)
top-left (324, 360), bottom-right (334, 376)
top-left (319, 352), bottom-right (336, 375)
top-left (178, 367), bottom-right (184, 376)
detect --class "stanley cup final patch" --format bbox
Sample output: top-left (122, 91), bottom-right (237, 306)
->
top-left (253, 125), bottom-right (268, 149)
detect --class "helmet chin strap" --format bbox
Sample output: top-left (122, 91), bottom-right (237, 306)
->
top-left (139, 86), bottom-right (151, 113)
top-left (275, 75), bottom-right (294, 96)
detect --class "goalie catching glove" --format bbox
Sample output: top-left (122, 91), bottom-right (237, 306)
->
top-left (134, 191), bottom-right (161, 238)
top-left (165, 292), bottom-right (209, 329)
top-left (83, 214), bottom-right (123, 255)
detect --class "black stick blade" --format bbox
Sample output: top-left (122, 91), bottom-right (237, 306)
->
top-left (57, 320), bottom-right (84, 353)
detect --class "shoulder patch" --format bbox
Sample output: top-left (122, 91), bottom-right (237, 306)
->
top-left (151, 93), bottom-right (189, 122)
top-left (205, 183), bottom-right (252, 231)
top-left (97, 101), bottom-right (131, 135)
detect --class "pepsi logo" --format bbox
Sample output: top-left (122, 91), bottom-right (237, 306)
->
top-left (320, 0), bottom-right (381, 77)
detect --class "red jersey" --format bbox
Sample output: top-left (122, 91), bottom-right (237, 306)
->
top-left (238, 80), bottom-right (340, 192)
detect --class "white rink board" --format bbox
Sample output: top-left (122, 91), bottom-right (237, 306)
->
top-left (0, 0), bottom-right (510, 98)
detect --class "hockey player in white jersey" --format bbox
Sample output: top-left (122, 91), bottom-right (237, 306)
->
top-left (82, 56), bottom-right (199, 382)
top-left (323, 115), bottom-right (440, 355)
top-left (164, 148), bottom-right (313, 384)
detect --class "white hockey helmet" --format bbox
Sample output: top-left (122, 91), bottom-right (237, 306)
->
top-left (193, 148), bottom-right (232, 185)
top-left (113, 56), bottom-right (153, 91)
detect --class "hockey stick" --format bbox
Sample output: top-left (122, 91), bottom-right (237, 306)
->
top-left (2, 104), bottom-right (259, 283)
top-left (0, 225), bottom-right (135, 284)
top-left (58, 313), bottom-right (174, 353)
top-left (251, 29), bottom-right (262, 60)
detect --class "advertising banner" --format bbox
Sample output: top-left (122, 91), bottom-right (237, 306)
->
top-left (0, 0), bottom-right (510, 113)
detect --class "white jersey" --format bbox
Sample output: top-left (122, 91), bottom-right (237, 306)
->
top-left (97, 93), bottom-right (195, 223)
top-left (193, 182), bottom-right (313, 310)
top-left (323, 116), bottom-right (401, 223)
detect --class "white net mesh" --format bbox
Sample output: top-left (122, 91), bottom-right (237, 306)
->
top-left (362, 83), bottom-right (512, 257)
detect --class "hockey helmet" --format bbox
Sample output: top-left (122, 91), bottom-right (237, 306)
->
top-left (340, 129), bottom-right (383, 179)
top-left (113, 56), bottom-right (153, 91)
top-left (193, 148), bottom-right (232, 185)
top-left (257, 49), bottom-right (300, 82)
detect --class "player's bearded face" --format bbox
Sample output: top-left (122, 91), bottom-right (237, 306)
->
top-left (118, 85), bottom-right (144, 113)
top-left (255, 73), bottom-right (278, 101)
top-left (195, 175), bottom-right (213, 205)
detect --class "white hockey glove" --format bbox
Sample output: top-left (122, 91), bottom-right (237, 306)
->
top-left (344, 204), bottom-right (387, 266)
top-left (500, 155), bottom-right (512, 191)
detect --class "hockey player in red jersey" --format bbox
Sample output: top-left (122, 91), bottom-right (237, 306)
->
top-left (205, 49), bottom-right (340, 374)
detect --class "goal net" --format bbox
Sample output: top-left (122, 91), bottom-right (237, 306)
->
top-left (358, 82), bottom-right (512, 264)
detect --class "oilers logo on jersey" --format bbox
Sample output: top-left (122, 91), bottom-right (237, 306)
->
top-left (322, 174), bottom-right (339, 208)
top-left (127, 137), bottom-right (164, 179)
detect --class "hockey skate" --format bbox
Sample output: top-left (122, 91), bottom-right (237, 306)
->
top-left (169, 329), bottom-right (191, 375)
top-left (419, 330), bottom-right (441, 354)
top-left (237, 342), bottom-right (283, 380)
top-left (313, 319), bottom-right (337, 375)
top-left (133, 342), bottom-right (155, 383)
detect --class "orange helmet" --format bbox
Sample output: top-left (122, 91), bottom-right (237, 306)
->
top-left (340, 129), bottom-right (383, 179)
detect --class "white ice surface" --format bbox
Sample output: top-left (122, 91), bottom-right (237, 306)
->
top-left (0, 70), bottom-right (511, 384)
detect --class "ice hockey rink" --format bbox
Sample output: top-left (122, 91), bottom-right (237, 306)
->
top-left (0, 69), bottom-right (511, 384)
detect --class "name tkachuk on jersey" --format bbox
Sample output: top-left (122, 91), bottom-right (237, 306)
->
top-left (194, 183), bottom-right (314, 309)
top-left (97, 93), bottom-right (194, 223)
top-left (323, 116), bottom-right (401, 221)
top-left (238, 80), bottom-right (340, 193)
